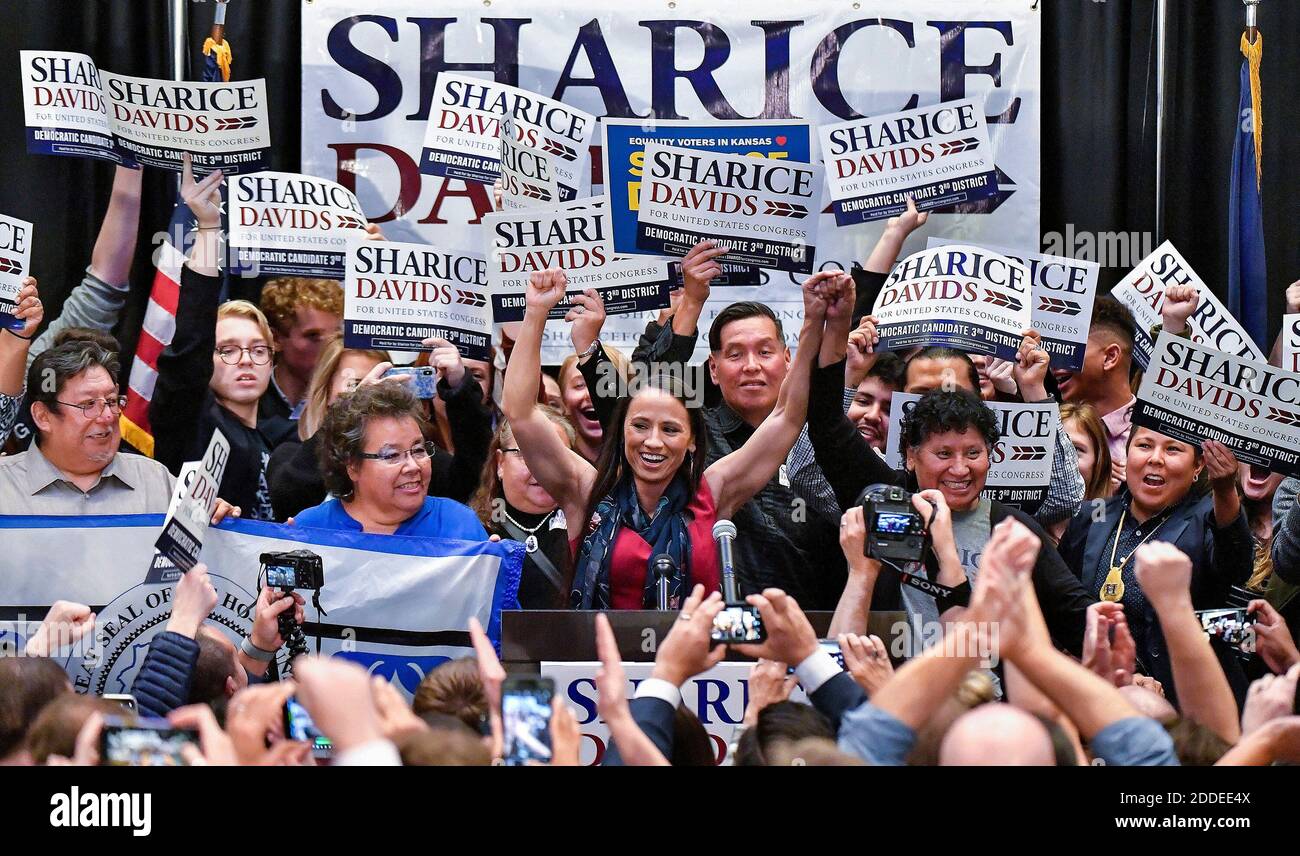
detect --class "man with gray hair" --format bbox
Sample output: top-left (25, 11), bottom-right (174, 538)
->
top-left (0, 339), bottom-right (175, 514)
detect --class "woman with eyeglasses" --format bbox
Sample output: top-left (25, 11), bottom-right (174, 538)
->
top-left (150, 157), bottom-right (298, 520)
top-left (469, 411), bottom-right (577, 608)
top-left (292, 380), bottom-right (488, 539)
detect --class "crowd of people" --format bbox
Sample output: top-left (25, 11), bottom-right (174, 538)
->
top-left (2, 152), bottom-right (1300, 768)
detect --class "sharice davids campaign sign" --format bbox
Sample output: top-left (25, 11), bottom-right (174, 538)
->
top-left (483, 196), bottom-right (667, 322)
top-left (228, 171), bottom-right (368, 278)
top-left (872, 245), bottom-right (1032, 360)
top-left (928, 238), bottom-right (1099, 372)
top-left (0, 213), bottom-right (33, 328)
top-left (154, 429), bottom-right (230, 573)
top-left (1134, 333), bottom-right (1300, 478)
top-left (20, 51), bottom-right (271, 173)
top-left (1283, 314), bottom-right (1300, 374)
top-left (884, 393), bottom-right (1057, 514)
top-left (602, 119), bottom-right (812, 286)
top-left (1111, 241), bottom-right (1264, 371)
top-left (820, 97), bottom-right (998, 225)
top-left (635, 143), bottom-right (823, 274)
top-left (498, 113), bottom-right (563, 211)
top-left (419, 71), bottom-right (596, 199)
top-left (343, 236), bottom-right (492, 359)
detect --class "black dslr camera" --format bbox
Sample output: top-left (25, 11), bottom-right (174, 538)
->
top-left (259, 550), bottom-right (325, 673)
top-left (261, 550), bottom-right (325, 591)
top-left (861, 484), bottom-right (929, 564)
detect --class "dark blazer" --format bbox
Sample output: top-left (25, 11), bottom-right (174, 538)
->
top-left (808, 671), bottom-right (869, 733)
top-left (602, 696), bottom-right (675, 766)
top-left (1059, 492), bottom-right (1254, 705)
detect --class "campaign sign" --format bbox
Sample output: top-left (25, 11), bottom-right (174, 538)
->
top-left (635, 143), bottom-right (823, 274)
top-left (154, 429), bottom-right (231, 572)
top-left (419, 71), bottom-right (596, 198)
top-left (872, 245), bottom-right (1032, 360)
top-left (343, 237), bottom-right (492, 359)
top-left (20, 50), bottom-right (119, 164)
top-left (0, 214), bottom-right (33, 326)
top-left (1283, 314), bottom-right (1300, 374)
top-left (498, 114), bottom-right (562, 211)
top-left (1111, 241), bottom-right (1264, 370)
top-left (1133, 333), bottom-right (1300, 478)
top-left (884, 393), bottom-right (1056, 513)
top-left (493, 255), bottom-right (672, 324)
top-left (820, 98), bottom-right (998, 225)
top-left (928, 238), bottom-right (1099, 372)
top-left (483, 198), bottom-right (614, 319)
top-left (602, 119), bottom-right (812, 285)
top-left (228, 171), bottom-right (368, 277)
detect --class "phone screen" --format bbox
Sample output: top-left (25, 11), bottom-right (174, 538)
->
top-left (100, 717), bottom-right (198, 766)
top-left (284, 696), bottom-right (332, 756)
top-left (502, 679), bottom-right (554, 766)
top-left (710, 605), bottom-right (766, 644)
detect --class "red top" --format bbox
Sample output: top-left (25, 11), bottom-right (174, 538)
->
top-left (571, 478), bottom-right (722, 609)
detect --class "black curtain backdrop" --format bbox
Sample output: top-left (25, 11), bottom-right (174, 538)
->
top-left (2, 1), bottom-right (1297, 374)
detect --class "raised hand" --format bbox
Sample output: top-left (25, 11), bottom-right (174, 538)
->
top-left (292, 656), bottom-right (384, 753)
top-left (742, 658), bottom-right (798, 727)
top-left (1160, 284), bottom-right (1199, 334)
top-left (1241, 664), bottom-right (1300, 736)
top-left (8, 277), bottom-right (43, 339)
top-left (1287, 279), bottom-right (1300, 315)
top-left (845, 315), bottom-right (880, 387)
top-left (23, 600), bottom-right (96, 657)
top-left (469, 616), bottom-right (506, 760)
top-left (734, 588), bottom-right (820, 667)
top-left (565, 288), bottom-right (607, 355)
top-left (680, 240), bottom-right (728, 305)
top-left (1201, 441), bottom-right (1239, 495)
top-left (594, 613), bottom-right (670, 765)
top-left (886, 196), bottom-right (929, 236)
top-left (840, 633), bottom-right (894, 695)
top-left (1249, 599), bottom-right (1300, 674)
top-left (985, 357), bottom-right (1018, 396)
top-left (1012, 329), bottom-right (1049, 400)
top-left (650, 585), bottom-right (727, 687)
top-left (421, 336), bottom-right (466, 388)
top-left (525, 268), bottom-right (568, 317)
top-left (249, 586), bottom-right (305, 654)
top-left (166, 563), bottom-right (219, 639)
top-left (181, 152), bottom-right (223, 229)
top-left (1134, 541), bottom-right (1193, 614)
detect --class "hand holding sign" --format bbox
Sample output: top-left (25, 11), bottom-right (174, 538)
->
top-left (1161, 284), bottom-right (1199, 335)
top-left (421, 337), bottom-right (466, 388)
top-left (181, 153), bottom-right (223, 229)
top-left (680, 240), bottom-right (728, 303)
top-left (886, 196), bottom-right (930, 236)
top-left (166, 562), bottom-right (218, 639)
top-left (1013, 329), bottom-right (1050, 401)
top-left (9, 277), bottom-right (42, 338)
top-left (1287, 280), bottom-right (1300, 315)
top-left (1202, 440), bottom-right (1240, 496)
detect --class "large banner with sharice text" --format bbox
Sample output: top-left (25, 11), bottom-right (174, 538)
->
top-left (301, 2), bottom-right (1040, 363)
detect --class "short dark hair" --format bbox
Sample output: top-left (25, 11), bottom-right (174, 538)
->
top-left (52, 326), bottom-right (120, 353)
top-left (734, 701), bottom-right (834, 767)
top-left (317, 380), bottom-right (432, 498)
top-left (0, 658), bottom-right (70, 758)
top-left (898, 390), bottom-right (1000, 460)
top-left (866, 351), bottom-right (906, 391)
top-left (707, 301), bottom-right (784, 352)
top-left (1090, 296), bottom-right (1136, 348)
top-left (671, 705), bottom-right (715, 766)
top-left (905, 347), bottom-right (981, 393)
top-left (188, 627), bottom-right (240, 705)
top-left (26, 339), bottom-right (120, 420)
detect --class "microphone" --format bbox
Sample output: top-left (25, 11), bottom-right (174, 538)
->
top-left (712, 519), bottom-right (740, 604)
top-left (651, 553), bottom-right (676, 611)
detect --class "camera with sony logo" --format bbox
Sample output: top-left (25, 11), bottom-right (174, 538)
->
top-left (860, 484), bottom-right (930, 564)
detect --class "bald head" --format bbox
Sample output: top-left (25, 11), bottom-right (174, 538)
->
top-left (939, 704), bottom-right (1055, 766)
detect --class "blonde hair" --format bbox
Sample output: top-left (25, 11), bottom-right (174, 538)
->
top-left (558, 346), bottom-right (631, 398)
top-left (298, 333), bottom-right (391, 440)
top-left (1059, 402), bottom-right (1114, 501)
top-left (216, 300), bottom-right (275, 349)
top-left (259, 277), bottom-right (345, 333)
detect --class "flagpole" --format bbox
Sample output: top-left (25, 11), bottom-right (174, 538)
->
top-left (1154, 0), bottom-right (1168, 242)
top-left (1244, 0), bottom-right (1260, 44)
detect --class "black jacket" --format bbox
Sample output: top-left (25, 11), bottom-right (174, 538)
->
top-left (130, 631), bottom-right (200, 719)
top-left (602, 696), bottom-right (676, 766)
top-left (150, 266), bottom-right (297, 518)
top-left (806, 358), bottom-right (1091, 654)
top-left (1059, 493), bottom-right (1254, 705)
top-left (266, 370), bottom-right (493, 521)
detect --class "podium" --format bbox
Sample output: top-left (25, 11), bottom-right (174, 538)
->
top-left (500, 610), bottom-right (909, 672)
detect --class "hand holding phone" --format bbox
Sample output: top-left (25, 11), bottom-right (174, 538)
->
top-left (711, 604), bottom-right (767, 645)
top-left (502, 677), bottom-right (554, 766)
top-left (99, 716), bottom-right (198, 766)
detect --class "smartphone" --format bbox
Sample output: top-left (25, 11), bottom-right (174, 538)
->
top-left (102, 693), bottom-right (138, 713)
top-left (787, 639), bottom-right (846, 675)
top-left (382, 366), bottom-right (438, 399)
top-left (501, 676), bottom-right (554, 766)
top-left (99, 716), bottom-right (198, 766)
top-left (1197, 608), bottom-right (1256, 654)
top-left (710, 604), bottom-right (767, 645)
top-left (283, 696), bottom-right (333, 759)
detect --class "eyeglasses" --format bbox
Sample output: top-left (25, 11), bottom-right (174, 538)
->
top-left (356, 441), bottom-right (436, 466)
top-left (214, 345), bottom-right (273, 365)
top-left (55, 395), bottom-right (127, 419)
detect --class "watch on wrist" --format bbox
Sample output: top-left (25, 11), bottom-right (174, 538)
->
top-left (240, 636), bottom-right (276, 662)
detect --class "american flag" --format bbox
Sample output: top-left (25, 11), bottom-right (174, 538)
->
top-left (119, 4), bottom-right (232, 456)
